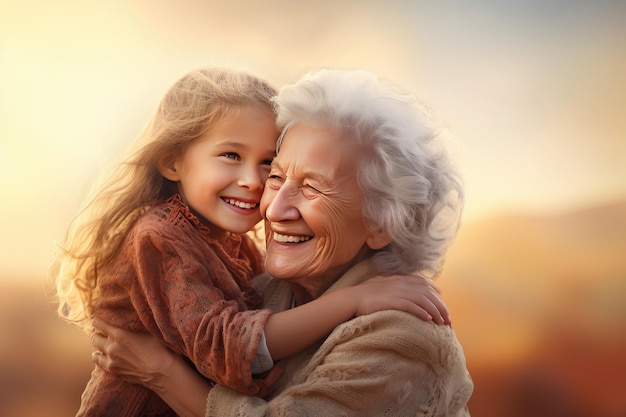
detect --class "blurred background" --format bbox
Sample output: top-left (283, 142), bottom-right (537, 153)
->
top-left (1, 1), bottom-right (625, 416)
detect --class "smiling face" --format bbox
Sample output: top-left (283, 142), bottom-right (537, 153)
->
top-left (161, 105), bottom-right (278, 234)
top-left (261, 123), bottom-right (390, 299)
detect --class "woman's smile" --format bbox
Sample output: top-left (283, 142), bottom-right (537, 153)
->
top-left (272, 231), bottom-right (313, 243)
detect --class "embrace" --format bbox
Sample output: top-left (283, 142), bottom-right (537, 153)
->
top-left (52, 66), bottom-right (473, 416)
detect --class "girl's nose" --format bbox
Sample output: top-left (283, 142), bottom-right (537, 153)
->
top-left (238, 164), bottom-right (263, 191)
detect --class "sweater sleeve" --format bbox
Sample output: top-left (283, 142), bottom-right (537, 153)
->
top-left (125, 227), bottom-right (271, 395)
top-left (206, 311), bottom-right (473, 417)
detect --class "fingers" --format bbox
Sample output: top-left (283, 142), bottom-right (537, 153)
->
top-left (358, 274), bottom-right (452, 325)
top-left (422, 298), bottom-right (447, 325)
top-left (405, 276), bottom-right (450, 325)
top-left (410, 304), bottom-right (433, 322)
top-left (92, 350), bottom-right (118, 375)
top-left (394, 299), bottom-right (438, 323)
top-left (417, 288), bottom-right (451, 325)
top-left (92, 350), bottom-right (103, 362)
top-left (91, 331), bottom-right (108, 352)
top-left (92, 316), bottom-right (115, 335)
top-left (400, 278), bottom-right (451, 326)
top-left (432, 296), bottom-right (451, 325)
top-left (92, 350), bottom-right (109, 372)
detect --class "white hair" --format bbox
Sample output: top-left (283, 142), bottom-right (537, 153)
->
top-left (273, 69), bottom-right (463, 277)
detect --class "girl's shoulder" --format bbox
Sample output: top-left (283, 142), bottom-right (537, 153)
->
top-left (138, 196), bottom-right (203, 230)
top-left (129, 197), bottom-right (196, 239)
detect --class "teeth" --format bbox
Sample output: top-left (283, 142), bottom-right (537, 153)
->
top-left (273, 232), bottom-right (312, 243)
top-left (225, 198), bottom-right (257, 209)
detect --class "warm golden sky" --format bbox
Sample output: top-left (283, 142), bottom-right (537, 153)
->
top-left (1, 0), bottom-right (625, 281)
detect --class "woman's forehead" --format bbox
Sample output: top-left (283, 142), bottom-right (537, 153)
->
top-left (276, 123), bottom-right (361, 181)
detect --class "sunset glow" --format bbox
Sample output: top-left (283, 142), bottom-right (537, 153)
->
top-left (1, 1), bottom-right (625, 416)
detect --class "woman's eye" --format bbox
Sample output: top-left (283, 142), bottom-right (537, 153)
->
top-left (302, 184), bottom-right (322, 198)
top-left (266, 175), bottom-right (283, 189)
top-left (304, 182), bottom-right (322, 193)
top-left (222, 152), bottom-right (240, 161)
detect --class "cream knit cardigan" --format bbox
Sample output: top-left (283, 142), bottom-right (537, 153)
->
top-left (206, 259), bottom-right (474, 417)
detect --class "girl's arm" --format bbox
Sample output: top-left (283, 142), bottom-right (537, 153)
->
top-left (264, 274), bottom-right (449, 360)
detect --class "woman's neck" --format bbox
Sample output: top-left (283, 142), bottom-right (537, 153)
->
top-left (289, 245), bottom-right (374, 306)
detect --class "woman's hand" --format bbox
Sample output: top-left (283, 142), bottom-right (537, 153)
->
top-left (91, 317), bottom-right (212, 417)
top-left (91, 317), bottom-right (175, 390)
top-left (352, 274), bottom-right (451, 325)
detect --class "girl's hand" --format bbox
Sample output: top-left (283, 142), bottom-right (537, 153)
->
top-left (352, 275), bottom-right (451, 325)
top-left (91, 317), bottom-right (176, 390)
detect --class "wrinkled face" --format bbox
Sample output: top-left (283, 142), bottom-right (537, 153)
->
top-left (261, 123), bottom-right (388, 297)
top-left (169, 105), bottom-right (278, 234)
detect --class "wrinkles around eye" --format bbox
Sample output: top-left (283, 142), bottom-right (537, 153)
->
top-left (302, 185), bottom-right (322, 198)
top-left (266, 177), bottom-right (283, 189)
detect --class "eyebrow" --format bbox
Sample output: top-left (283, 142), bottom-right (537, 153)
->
top-left (214, 140), bottom-right (275, 155)
top-left (273, 156), bottom-right (332, 189)
top-left (212, 140), bottom-right (247, 149)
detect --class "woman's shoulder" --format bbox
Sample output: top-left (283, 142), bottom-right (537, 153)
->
top-left (335, 310), bottom-right (467, 369)
top-left (316, 310), bottom-right (473, 410)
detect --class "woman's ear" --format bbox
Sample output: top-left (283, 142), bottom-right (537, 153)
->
top-left (365, 229), bottom-right (392, 250)
top-left (158, 152), bottom-right (181, 181)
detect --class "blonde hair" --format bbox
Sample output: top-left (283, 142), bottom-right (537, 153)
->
top-left (50, 67), bottom-right (276, 333)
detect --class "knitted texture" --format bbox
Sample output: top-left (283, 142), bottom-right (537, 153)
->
top-left (206, 260), bottom-right (473, 417)
top-left (76, 195), bottom-right (271, 417)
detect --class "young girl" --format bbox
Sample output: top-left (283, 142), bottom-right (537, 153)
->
top-left (51, 67), bottom-right (449, 417)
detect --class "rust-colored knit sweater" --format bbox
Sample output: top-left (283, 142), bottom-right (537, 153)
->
top-left (76, 195), bottom-right (271, 417)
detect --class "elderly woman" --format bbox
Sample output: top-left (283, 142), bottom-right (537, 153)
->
top-left (91, 69), bottom-right (473, 416)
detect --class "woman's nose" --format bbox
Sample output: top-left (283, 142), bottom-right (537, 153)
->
top-left (263, 181), bottom-right (300, 221)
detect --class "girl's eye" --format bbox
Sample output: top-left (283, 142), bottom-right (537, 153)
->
top-left (261, 158), bottom-right (274, 166)
top-left (222, 152), bottom-right (240, 161)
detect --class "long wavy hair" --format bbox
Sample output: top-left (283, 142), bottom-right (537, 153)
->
top-left (50, 67), bottom-right (276, 333)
